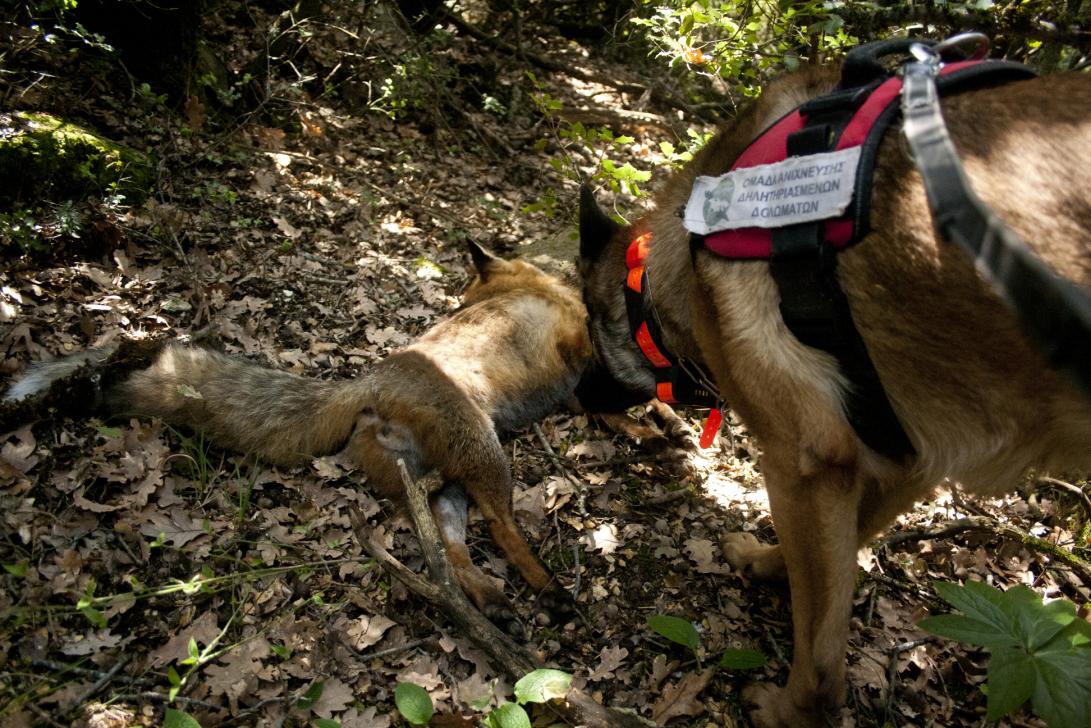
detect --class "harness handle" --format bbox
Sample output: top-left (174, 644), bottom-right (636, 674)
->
top-left (841, 35), bottom-right (985, 90)
top-left (841, 38), bottom-right (932, 88)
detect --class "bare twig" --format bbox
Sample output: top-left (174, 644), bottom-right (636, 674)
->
top-left (532, 423), bottom-right (588, 601)
top-left (111, 692), bottom-right (223, 711)
top-left (576, 452), bottom-right (687, 469)
top-left (296, 270), bottom-right (350, 285)
top-left (880, 516), bottom-right (1091, 584)
top-left (354, 637), bottom-right (436, 661)
top-left (65, 655), bottom-right (132, 718)
top-left (26, 702), bottom-right (67, 728)
top-left (881, 517), bottom-right (987, 549)
top-left (1036, 476), bottom-right (1091, 518)
top-left (884, 638), bottom-right (933, 717)
top-left (31, 660), bottom-right (135, 682)
top-left (533, 423), bottom-right (586, 517)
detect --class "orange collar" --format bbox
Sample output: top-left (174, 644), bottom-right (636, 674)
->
top-left (623, 232), bottom-right (723, 448)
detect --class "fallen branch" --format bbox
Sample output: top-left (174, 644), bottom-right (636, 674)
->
top-left (349, 461), bottom-right (655, 728)
top-left (884, 638), bottom-right (933, 716)
top-left (880, 516), bottom-right (1091, 585)
top-left (1036, 476), bottom-right (1091, 519)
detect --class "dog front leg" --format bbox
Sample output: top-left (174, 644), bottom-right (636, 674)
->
top-left (746, 450), bottom-right (861, 728)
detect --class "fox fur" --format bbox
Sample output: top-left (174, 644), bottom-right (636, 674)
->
top-left (579, 66), bottom-right (1091, 726)
top-left (7, 241), bottom-right (665, 622)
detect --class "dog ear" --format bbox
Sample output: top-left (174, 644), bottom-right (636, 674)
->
top-left (467, 239), bottom-right (506, 281)
top-left (579, 184), bottom-right (620, 262)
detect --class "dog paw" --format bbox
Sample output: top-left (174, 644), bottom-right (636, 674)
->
top-left (721, 532), bottom-right (786, 581)
top-left (744, 683), bottom-right (825, 728)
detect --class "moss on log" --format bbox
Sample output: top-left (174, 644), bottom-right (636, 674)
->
top-left (0, 112), bottom-right (155, 208)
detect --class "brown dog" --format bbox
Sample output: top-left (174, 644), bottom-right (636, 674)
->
top-left (579, 65), bottom-right (1091, 725)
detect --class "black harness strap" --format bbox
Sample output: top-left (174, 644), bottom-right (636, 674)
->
top-left (770, 112), bottom-right (916, 459)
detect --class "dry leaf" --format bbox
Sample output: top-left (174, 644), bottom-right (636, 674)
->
top-left (588, 645), bottom-right (628, 682)
top-left (312, 676), bottom-right (355, 719)
top-left (651, 667), bottom-right (714, 724)
top-left (149, 611), bottom-right (221, 668)
top-left (340, 706), bottom-right (392, 728)
top-left (342, 613), bottom-right (397, 651)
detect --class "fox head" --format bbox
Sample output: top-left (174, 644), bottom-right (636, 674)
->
top-left (462, 239), bottom-right (564, 305)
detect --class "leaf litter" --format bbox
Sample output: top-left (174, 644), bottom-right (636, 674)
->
top-left (1, 7), bottom-right (1089, 728)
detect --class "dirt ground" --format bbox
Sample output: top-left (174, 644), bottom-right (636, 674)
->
top-left (1, 5), bottom-right (1089, 727)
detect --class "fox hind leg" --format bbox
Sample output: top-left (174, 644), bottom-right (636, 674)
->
top-left (448, 437), bottom-right (572, 621)
top-left (430, 484), bottom-right (516, 623)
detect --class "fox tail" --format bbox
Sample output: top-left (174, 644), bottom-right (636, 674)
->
top-left (6, 343), bottom-right (371, 466)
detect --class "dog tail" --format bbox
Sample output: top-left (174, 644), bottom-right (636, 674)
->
top-left (6, 343), bottom-right (373, 466)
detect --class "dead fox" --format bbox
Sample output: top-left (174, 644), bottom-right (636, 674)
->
top-left (5, 241), bottom-right (668, 622)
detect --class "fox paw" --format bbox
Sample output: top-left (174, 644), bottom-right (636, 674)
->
top-left (533, 585), bottom-right (577, 626)
top-left (721, 532), bottom-right (786, 581)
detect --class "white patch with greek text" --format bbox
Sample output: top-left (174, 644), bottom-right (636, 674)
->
top-left (684, 146), bottom-right (862, 235)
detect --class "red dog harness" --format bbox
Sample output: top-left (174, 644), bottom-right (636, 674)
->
top-left (630, 38), bottom-right (1034, 459)
top-left (701, 60), bottom-right (1032, 260)
top-left (697, 40), bottom-right (1033, 459)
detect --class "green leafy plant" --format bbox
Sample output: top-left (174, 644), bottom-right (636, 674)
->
top-left (632, 0), bottom-right (855, 99)
top-left (296, 681), bottom-right (326, 711)
top-left (647, 613), bottom-right (766, 672)
top-left (522, 71), bottom-right (711, 221)
top-left (513, 668), bottom-right (572, 703)
top-left (294, 681), bottom-right (344, 726)
top-left (718, 647), bottom-right (768, 670)
top-left (483, 702), bottom-right (530, 728)
top-left (369, 31), bottom-right (456, 121)
top-left (919, 580), bottom-right (1091, 728)
top-left (163, 707), bottom-right (203, 728)
top-left (76, 577), bottom-right (107, 628)
top-left (395, 682), bottom-right (434, 726)
top-left (647, 614), bottom-right (700, 654)
top-left (168, 609), bottom-right (240, 702)
top-left (396, 669), bottom-right (571, 727)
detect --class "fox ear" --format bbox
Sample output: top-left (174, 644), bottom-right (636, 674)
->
top-left (467, 239), bottom-right (505, 280)
top-left (579, 184), bottom-right (620, 262)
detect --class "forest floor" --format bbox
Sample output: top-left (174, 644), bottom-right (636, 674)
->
top-left (1, 5), bottom-right (1089, 728)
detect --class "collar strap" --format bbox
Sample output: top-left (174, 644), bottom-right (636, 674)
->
top-left (624, 232), bottom-right (720, 410)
